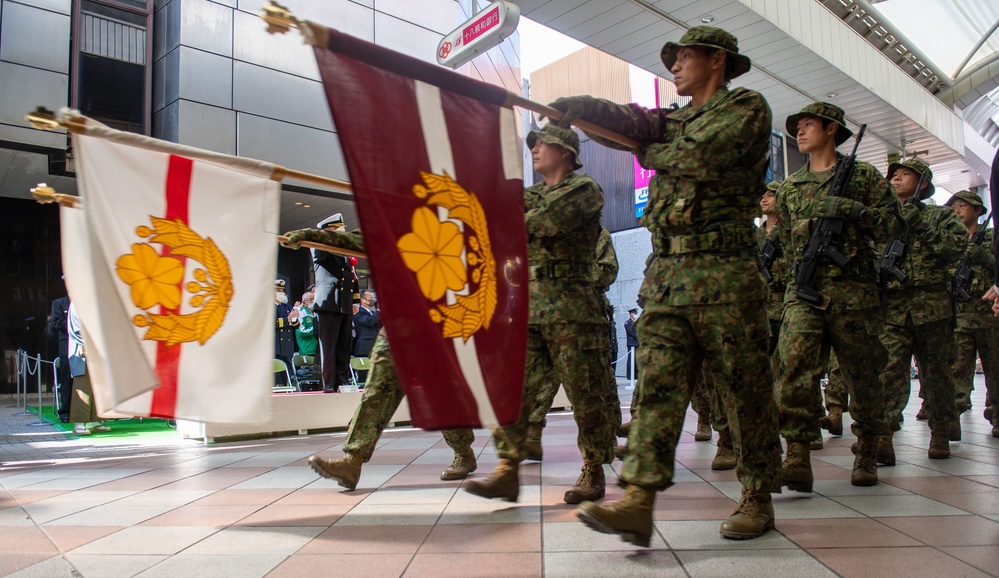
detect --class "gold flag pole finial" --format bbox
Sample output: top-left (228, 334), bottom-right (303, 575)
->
top-left (26, 107), bottom-right (60, 130)
top-left (31, 183), bottom-right (78, 208)
top-left (261, 2), bottom-right (298, 35)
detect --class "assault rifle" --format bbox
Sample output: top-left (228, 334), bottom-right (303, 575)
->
top-left (759, 238), bottom-right (781, 283)
top-left (793, 125), bottom-right (867, 304)
top-left (877, 170), bottom-right (929, 287)
top-left (950, 212), bottom-right (992, 302)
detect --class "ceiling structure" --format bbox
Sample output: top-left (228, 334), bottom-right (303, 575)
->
top-left (514, 0), bottom-right (999, 198)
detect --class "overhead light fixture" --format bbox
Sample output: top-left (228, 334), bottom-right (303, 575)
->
top-left (700, 15), bottom-right (715, 23)
top-left (295, 201), bottom-right (302, 205)
top-left (826, 92), bottom-right (838, 98)
top-left (303, 204), bottom-right (311, 208)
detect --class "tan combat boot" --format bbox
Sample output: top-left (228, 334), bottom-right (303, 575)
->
top-left (617, 420), bottom-right (632, 438)
top-left (949, 420), bottom-right (962, 442)
top-left (851, 435), bottom-right (879, 486)
top-left (928, 430), bottom-right (951, 459)
top-left (523, 424), bottom-right (543, 461)
top-left (309, 453), bottom-right (363, 490)
top-left (577, 484), bottom-right (655, 547)
top-left (440, 447), bottom-right (477, 480)
top-left (564, 462), bottom-right (606, 504)
top-left (810, 436), bottom-right (824, 450)
top-left (781, 441), bottom-right (813, 493)
top-left (613, 444), bottom-right (629, 460)
top-left (694, 414), bottom-right (712, 441)
top-left (711, 429), bottom-right (737, 471)
top-left (720, 487), bottom-right (775, 539)
top-left (877, 433), bottom-right (895, 466)
top-left (818, 404), bottom-right (844, 436)
top-left (463, 459), bottom-right (519, 502)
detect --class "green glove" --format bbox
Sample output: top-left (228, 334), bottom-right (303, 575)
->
top-left (547, 96), bottom-right (594, 128)
top-left (815, 196), bottom-right (866, 220)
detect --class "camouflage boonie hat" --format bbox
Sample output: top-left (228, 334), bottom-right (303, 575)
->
top-left (786, 102), bottom-right (853, 146)
top-left (660, 26), bottom-right (751, 79)
top-left (887, 158), bottom-right (935, 200)
top-left (945, 190), bottom-right (986, 216)
top-left (527, 124), bottom-right (583, 170)
top-left (765, 180), bottom-right (782, 193)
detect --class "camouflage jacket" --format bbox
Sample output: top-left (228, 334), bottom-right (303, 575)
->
top-left (953, 227), bottom-right (996, 329)
top-left (524, 171), bottom-right (605, 324)
top-left (574, 87), bottom-right (773, 305)
top-left (757, 220), bottom-right (787, 322)
top-left (882, 204), bottom-right (967, 325)
top-left (775, 159), bottom-right (905, 311)
top-left (595, 227), bottom-right (619, 292)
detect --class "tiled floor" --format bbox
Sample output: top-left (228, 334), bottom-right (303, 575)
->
top-left (1, 379), bottom-right (997, 578)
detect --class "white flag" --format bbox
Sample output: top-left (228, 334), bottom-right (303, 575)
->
top-left (64, 131), bottom-right (280, 424)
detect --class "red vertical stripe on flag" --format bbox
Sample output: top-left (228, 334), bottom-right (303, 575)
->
top-left (150, 155), bottom-right (193, 417)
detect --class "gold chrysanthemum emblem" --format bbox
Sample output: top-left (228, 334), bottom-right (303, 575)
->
top-left (115, 217), bottom-right (233, 346)
top-left (398, 171), bottom-right (497, 341)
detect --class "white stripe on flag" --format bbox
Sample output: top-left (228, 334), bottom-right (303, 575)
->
top-left (499, 107), bottom-right (521, 181)
top-left (414, 80), bottom-right (499, 429)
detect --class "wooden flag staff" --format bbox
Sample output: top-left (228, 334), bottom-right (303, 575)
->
top-left (260, 2), bottom-right (642, 150)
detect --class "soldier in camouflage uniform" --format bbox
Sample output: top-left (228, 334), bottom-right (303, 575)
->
top-left (464, 124), bottom-right (617, 505)
top-left (879, 159), bottom-right (967, 460)
top-left (523, 226), bottom-right (622, 461)
top-left (280, 229), bottom-right (477, 489)
top-left (773, 102), bottom-right (905, 492)
top-left (548, 26), bottom-right (783, 543)
top-left (945, 190), bottom-right (999, 438)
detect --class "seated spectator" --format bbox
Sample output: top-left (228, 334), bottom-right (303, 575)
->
top-left (296, 291), bottom-right (318, 357)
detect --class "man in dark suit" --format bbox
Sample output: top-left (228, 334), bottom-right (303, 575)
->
top-left (313, 214), bottom-right (360, 392)
top-left (50, 294), bottom-right (71, 422)
top-left (274, 279), bottom-right (299, 385)
top-left (352, 290), bottom-right (379, 383)
top-left (624, 308), bottom-right (640, 379)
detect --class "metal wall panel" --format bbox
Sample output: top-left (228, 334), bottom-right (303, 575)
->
top-left (179, 46), bottom-right (232, 109)
top-left (236, 0), bottom-right (374, 42)
top-left (0, 1), bottom-right (71, 73)
top-left (237, 112), bottom-right (347, 186)
top-left (153, 0), bottom-right (180, 62)
top-left (7, 0), bottom-right (70, 15)
top-left (373, 11), bottom-right (442, 65)
top-left (0, 61), bottom-right (68, 131)
top-left (374, 0), bottom-right (459, 35)
top-left (152, 46), bottom-right (179, 112)
top-left (232, 61), bottom-right (331, 131)
top-left (177, 99), bottom-right (235, 154)
top-left (153, 99), bottom-right (179, 141)
top-left (232, 8), bottom-right (319, 79)
top-left (180, 0), bottom-right (232, 57)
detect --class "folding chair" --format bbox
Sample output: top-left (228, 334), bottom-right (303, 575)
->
top-left (273, 359), bottom-right (297, 393)
top-left (349, 357), bottom-right (371, 387)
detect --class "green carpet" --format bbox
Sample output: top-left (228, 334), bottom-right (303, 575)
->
top-left (29, 406), bottom-right (182, 443)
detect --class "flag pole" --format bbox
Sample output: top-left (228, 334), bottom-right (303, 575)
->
top-left (261, 2), bottom-right (642, 150)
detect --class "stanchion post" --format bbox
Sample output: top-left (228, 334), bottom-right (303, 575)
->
top-left (629, 347), bottom-right (636, 389)
top-left (14, 351), bottom-right (31, 416)
top-left (28, 353), bottom-right (49, 427)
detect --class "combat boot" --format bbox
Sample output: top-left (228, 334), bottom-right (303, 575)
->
top-left (308, 453), bottom-right (363, 490)
top-left (564, 462), bottom-right (606, 504)
top-left (720, 487), bottom-right (775, 540)
top-left (985, 405), bottom-right (995, 423)
top-left (577, 484), bottom-right (655, 547)
top-left (810, 437), bottom-right (824, 450)
top-left (916, 402), bottom-right (928, 420)
top-left (463, 459), bottom-right (519, 502)
top-left (523, 424), bottom-right (543, 461)
top-left (781, 441), bottom-right (813, 493)
top-left (613, 444), bottom-right (629, 460)
top-left (617, 420), bottom-right (631, 438)
top-left (712, 429), bottom-right (737, 470)
top-left (818, 404), bottom-right (844, 436)
top-left (851, 435), bottom-right (879, 486)
top-left (949, 420), bottom-right (962, 442)
top-left (694, 415), bottom-right (712, 441)
top-left (440, 447), bottom-right (477, 480)
top-left (928, 431), bottom-right (951, 459)
top-left (877, 434), bottom-right (895, 466)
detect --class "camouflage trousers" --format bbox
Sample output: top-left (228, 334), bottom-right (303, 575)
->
top-left (620, 301), bottom-right (782, 492)
top-left (952, 325), bottom-right (999, 409)
top-left (690, 365), bottom-right (727, 433)
top-left (776, 301), bottom-right (888, 440)
top-left (882, 317), bottom-right (959, 432)
top-left (494, 322), bottom-right (617, 464)
top-left (528, 326), bottom-right (621, 432)
top-left (822, 351), bottom-right (849, 409)
top-left (343, 330), bottom-right (473, 460)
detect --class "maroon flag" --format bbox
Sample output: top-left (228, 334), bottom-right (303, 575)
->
top-left (313, 27), bottom-right (527, 430)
